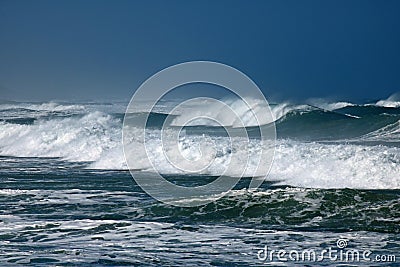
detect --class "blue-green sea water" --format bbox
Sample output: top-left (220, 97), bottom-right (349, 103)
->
top-left (0, 98), bottom-right (399, 266)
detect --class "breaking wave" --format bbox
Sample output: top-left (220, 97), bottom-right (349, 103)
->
top-left (0, 98), bottom-right (399, 189)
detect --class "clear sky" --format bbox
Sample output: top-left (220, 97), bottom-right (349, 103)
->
top-left (0, 0), bottom-right (399, 102)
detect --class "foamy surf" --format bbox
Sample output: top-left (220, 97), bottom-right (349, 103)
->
top-left (0, 98), bottom-right (399, 189)
top-left (1, 98), bottom-right (399, 266)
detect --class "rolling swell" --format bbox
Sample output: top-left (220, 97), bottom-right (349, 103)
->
top-left (1, 170), bottom-right (399, 234)
top-left (275, 107), bottom-right (400, 141)
top-left (127, 103), bottom-right (400, 142)
top-left (1, 99), bottom-right (399, 140)
top-left (144, 187), bottom-right (400, 233)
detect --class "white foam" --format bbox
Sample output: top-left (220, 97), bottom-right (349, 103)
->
top-left (376, 100), bottom-right (400, 108)
top-left (99, 136), bottom-right (400, 189)
top-left (376, 93), bottom-right (400, 108)
top-left (170, 98), bottom-right (311, 126)
top-left (1, 101), bottom-right (399, 190)
top-left (0, 111), bottom-right (121, 162)
top-left (321, 102), bottom-right (355, 110)
top-left (269, 103), bottom-right (312, 120)
top-left (307, 98), bottom-right (355, 111)
top-left (170, 97), bottom-right (274, 127)
top-left (270, 140), bottom-right (400, 189)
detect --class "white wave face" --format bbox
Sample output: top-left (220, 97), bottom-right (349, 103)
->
top-left (376, 100), bottom-right (400, 108)
top-left (1, 110), bottom-right (399, 189)
top-left (376, 93), bottom-right (400, 108)
top-left (0, 112), bottom-right (121, 162)
top-left (307, 98), bottom-right (355, 111)
top-left (271, 140), bottom-right (400, 189)
top-left (321, 101), bottom-right (355, 110)
top-left (115, 134), bottom-right (400, 189)
top-left (170, 97), bottom-right (275, 127)
top-left (170, 98), bottom-right (311, 126)
top-left (269, 103), bottom-right (313, 121)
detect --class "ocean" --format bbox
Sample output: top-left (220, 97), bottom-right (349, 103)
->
top-left (0, 98), bottom-right (399, 266)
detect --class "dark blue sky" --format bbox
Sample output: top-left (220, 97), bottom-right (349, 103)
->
top-left (0, 0), bottom-right (399, 102)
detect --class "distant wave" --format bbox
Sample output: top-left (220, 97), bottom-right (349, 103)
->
top-left (307, 99), bottom-right (355, 111)
top-left (0, 101), bottom-right (86, 112)
top-left (376, 93), bottom-right (400, 108)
